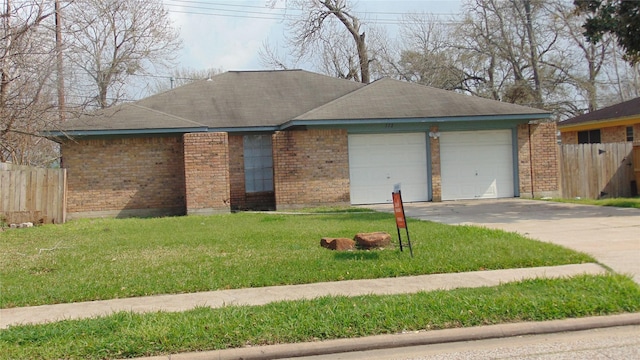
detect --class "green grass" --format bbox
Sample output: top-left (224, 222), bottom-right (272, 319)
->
top-left (544, 197), bottom-right (640, 208)
top-left (0, 212), bottom-right (594, 308)
top-left (1, 274), bottom-right (638, 360)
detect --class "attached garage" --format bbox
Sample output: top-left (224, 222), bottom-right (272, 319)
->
top-left (440, 130), bottom-right (515, 200)
top-left (348, 133), bottom-right (429, 204)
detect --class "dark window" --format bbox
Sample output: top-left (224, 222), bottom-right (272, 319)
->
top-left (578, 129), bottom-right (601, 144)
top-left (627, 126), bottom-right (634, 142)
top-left (243, 134), bottom-right (274, 193)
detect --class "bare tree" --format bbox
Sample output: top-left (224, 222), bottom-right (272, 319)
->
top-left (542, 0), bottom-right (610, 114)
top-left (267, 0), bottom-right (371, 83)
top-left (64, 0), bottom-right (181, 109)
top-left (0, 0), bottom-right (60, 166)
top-left (457, 0), bottom-right (555, 107)
top-left (259, 40), bottom-right (294, 70)
top-left (394, 13), bottom-right (469, 90)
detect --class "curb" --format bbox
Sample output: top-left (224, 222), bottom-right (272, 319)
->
top-left (131, 312), bottom-right (640, 360)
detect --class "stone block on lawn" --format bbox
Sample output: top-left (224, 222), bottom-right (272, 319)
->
top-left (354, 232), bottom-right (391, 249)
top-left (320, 237), bottom-right (356, 251)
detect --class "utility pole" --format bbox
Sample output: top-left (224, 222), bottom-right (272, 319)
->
top-left (55, 0), bottom-right (65, 121)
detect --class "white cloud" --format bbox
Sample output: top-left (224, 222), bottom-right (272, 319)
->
top-left (169, 7), bottom-right (283, 71)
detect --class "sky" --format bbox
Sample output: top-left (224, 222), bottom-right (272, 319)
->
top-left (164, 0), bottom-right (463, 73)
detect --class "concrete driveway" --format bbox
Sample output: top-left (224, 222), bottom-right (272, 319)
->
top-left (365, 199), bottom-right (640, 284)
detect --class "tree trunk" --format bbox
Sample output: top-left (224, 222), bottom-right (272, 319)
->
top-left (321, 1), bottom-right (370, 83)
top-left (522, 0), bottom-right (543, 107)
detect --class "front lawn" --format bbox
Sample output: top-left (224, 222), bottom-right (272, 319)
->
top-left (1, 274), bottom-right (638, 360)
top-left (0, 211), bottom-right (593, 308)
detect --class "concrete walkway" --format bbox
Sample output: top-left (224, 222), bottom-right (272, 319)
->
top-left (0, 263), bottom-right (605, 329)
top-left (367, 198), bottom-right (640, 284)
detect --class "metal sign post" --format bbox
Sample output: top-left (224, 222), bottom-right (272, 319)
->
top-left (392, 189), bottom-right (413, 257)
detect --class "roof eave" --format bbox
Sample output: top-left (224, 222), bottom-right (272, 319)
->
top-left (281, 113), bottom-right (552, 130)
top-left (558, 115), bottom-right (640, 131)
top-left (43, 125), bottom-right (283, 138)
top-left (42, 127), bottom-right (209, 138)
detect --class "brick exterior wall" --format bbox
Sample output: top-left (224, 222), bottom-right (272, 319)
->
top-left (429, 126), bottom-right (442, 202)
top-left (517, 122), bottom-right (560, 198)
top-left (601, 125), bottom-right (626, 143)
top-left (61, 136), bottom-right (186, 218)
top-left (228, 135), bottom-right (246, 209)
top-left (273, 129), bottom-right (350, 209)
top-left (562, 123), bottom-right (640, 144)
top-left (560, 131), bottom-right (578, 145)
top-left (228, 134), bottom-right (275, 211)
top-left (183, 132), bottom-right (230, 214)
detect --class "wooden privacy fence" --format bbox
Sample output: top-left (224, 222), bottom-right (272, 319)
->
top-left (559, 142), bottom-right (636, 199)
top-left (0, 162), bottom-right (67, 224)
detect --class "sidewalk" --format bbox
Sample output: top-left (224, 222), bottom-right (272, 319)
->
top-left (0, 263), bottom-right (606, 329)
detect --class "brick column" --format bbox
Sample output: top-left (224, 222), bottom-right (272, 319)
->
top-left (430, 126), bottom-right (442, 202)
top-left (183, 132), bottom-right (230, 215)
top-left (517, 122), bottom-right (560, 198)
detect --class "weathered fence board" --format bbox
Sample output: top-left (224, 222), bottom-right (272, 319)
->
top-left (559, 142), bottom-right (635, 199)
top-left (0, 163), bottom-right (67, 224)
top-left (634, 145), bottom-right (640, 188)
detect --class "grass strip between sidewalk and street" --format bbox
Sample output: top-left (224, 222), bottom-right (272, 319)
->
top-left (1, 274), bottom-right (639, 360)
top-left (1, 211), bottom-right (593, 308)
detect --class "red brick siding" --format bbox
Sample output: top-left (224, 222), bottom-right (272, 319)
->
top-left (273, 129), bottom-right (350, 209)
top-left (183, 132), bottom-right (230, 214)
top-left (228, 135), bottom-right (246, 209)
top-left (601, 125), bottom-right (626, 143)
top-left (517, 122), bottom-right (560, 197)
top-left (562, 123), bottom-right (640, 144)
top-left (61, 136), bottom-right (186, 218)
top-left (560, 131), bottom-right (578, 144)
top-left (429, 126), bottom-right (442, 202)
top-left (228, 134), bottom-right (275, 211)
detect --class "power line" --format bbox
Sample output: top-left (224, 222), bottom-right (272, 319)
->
top-left (163, 0), bottom-right (461, 25)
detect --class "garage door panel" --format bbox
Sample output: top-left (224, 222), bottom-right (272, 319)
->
top-left (349, 133), bottom-right (429, 204)
top-left (440, 130), bottom-right (514, 201)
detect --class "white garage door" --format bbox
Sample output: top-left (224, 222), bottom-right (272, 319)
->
top-left (440, 130), bottom-right (514, 200)
top-left (348, 133), bottom-right (429, 204)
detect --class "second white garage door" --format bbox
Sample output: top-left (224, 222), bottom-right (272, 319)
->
top-left (349, 133), bottom-right (429, 204)
top-left (440, 130), bottom-right (515, 200)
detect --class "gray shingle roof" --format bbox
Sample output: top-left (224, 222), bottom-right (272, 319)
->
top-left (55, 70), bottom-right (550, 135)
top-left (59, 70), bottom-right (363, 132)
top-left (294, 78), bottom-right (548, 121)
top-left (55, 103), bottom-right (208, 131)
top-left (559, 97), bottom-right (640, 127)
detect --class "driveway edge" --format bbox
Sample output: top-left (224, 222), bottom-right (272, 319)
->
top-left (134, 313), bottom-right (640, 360)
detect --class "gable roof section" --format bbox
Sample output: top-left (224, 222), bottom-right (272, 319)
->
top-left (559, 97), bottom-right (640, 130)
top-left (137, 70), bottom-right (364, 128)
top-left (289, 78), bottom-right (549, 125)
top-left (56, 70), bottom-right (364, 134)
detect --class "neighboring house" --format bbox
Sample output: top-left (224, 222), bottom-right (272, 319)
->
top-left (46, 70), bottom-right (559, 219)
top-left (558, 97), bottom-right (640, 145)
